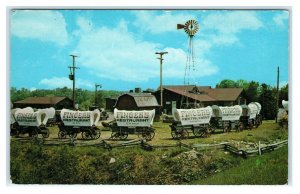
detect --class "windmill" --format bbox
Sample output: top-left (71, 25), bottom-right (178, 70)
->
top-left (177, 20), bottom-right (199, 108)
top-left (177, 20), bottom-right (199, 85)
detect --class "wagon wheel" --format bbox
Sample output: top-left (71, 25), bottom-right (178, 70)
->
top-left (204, 126), bottom-right (212, 137)
top-left (171, 130), bottom-right (179, 139)
top-left (254, 119), bottom-right (260, 128)
top-left (42, 129), bottom-right (50, 138)
top-left (93, 130), bottom-right (101, 139)
top-left (248, 122), bottom-right (253, 130)
top-left (69, 131), bottom-right (77, 138)
top-left (119, 132), bottom-right (128, 140)
top-left (110, 132), bottom-right (119, 140)
top-left (12, 128), bottom-right (20, 138)
top-left (82, 131), bottom-right (92, 140)
top-left (141, 130), bottom-right (155, 141)
top-left (236, 122), bottom-right (244, 132)
top-left (58, 130), bottom-right (67, 139)
top-left (193, 128), bottom-right (206, 137)
top-left (178, 128), bottom-right (189, 139)
top-left (209, 125), bottom-right (216, 134)
top-left (223, 126), bottom-right (229, 133)
top-left (30, 129), bottom-right (38, 138)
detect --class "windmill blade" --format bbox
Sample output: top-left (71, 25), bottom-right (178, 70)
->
top-left (177, 24), bottom-right (185, 30)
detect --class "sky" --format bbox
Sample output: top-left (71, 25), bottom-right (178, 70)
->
top-left (9, 9), bottom-right (289, 92)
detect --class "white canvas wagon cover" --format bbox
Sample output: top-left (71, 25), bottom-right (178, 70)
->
top-left (10, 108), bottom-right (20, 124)
top-left (247, 103), bottom-right (259, 119)
top-left (173, 106), bottom-right (213, 126)
top-left (114, 108), bottom-right (155, 127)
top-left (14, 107), bottom-right (49, 127)
top-left (212, 105), bottom-right (242, 121)
top-left (60, 109), bottom-right (100, 127)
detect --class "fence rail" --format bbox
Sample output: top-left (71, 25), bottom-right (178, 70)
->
top-left (11, 136), bottom-right (288, 157)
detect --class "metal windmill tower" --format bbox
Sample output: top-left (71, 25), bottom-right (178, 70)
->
top-left (177, 20), bottom-right (199, 85)
top-left (177, 20), bottom-right (199, 108)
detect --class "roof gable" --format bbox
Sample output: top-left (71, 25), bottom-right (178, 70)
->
top-left (118, 93), bottom-right (159, 107)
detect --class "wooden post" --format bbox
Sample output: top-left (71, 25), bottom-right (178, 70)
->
top-left (69, 55), bottom-right (79, 109)
top-left (155, 52), bottom-right (168, 108)
top-left (258, 141), bottom-right (261, 155)
top-left (275, 66), bottom-right (280, 123)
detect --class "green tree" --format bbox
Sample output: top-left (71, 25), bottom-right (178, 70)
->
top-left (258, 83), bottom-right (276, 120)
top-left (245, 81), bottom-right (260, 103)
top-left (216, 79), bottom-right (238, 88)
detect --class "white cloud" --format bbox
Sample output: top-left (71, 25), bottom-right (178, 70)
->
top-left (133, 11), bottom-right (196, 34)
top-left (39, 77), bottom-right (93, 89)
top-left (72, 18), bottom-right (219, 83)
top-left (273, 11), bottom-right (289, 27)
top-left (202, 11), bottom-right (263, 34)
top-left (131, 11), bottom-right (263, 80)
top-left (11, 10), bottom-right (68, 46)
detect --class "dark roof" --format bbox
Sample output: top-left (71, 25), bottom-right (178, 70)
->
top-left (165, 87), bottom-right (215, 102)
top-left (163, 85), bottom-right (243, 102)
top-left (14, 96), bottom-right (72, 105)
top-left (159, 85), bottom-right (212, 91)
top-left (203, 88), bottom-right (243, 101)
top-left (119, 93), bottom-right (159, 107)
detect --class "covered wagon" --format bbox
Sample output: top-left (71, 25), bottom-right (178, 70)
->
top-left (210, 105), bottom-right (243, 132)
top-left (240, 102), bottom-right (262, 129)
top-left (106, 108), bottom-right (156, 141)
top-left (10, 108), bottom-right (20, 136)
top-left (39, 107), bottom-right (56, 126)
top-left (278, 100), bottom-right (288, 129)
top-left (249, 102), bottom-right (262, 127)
top-left (58, 109), bottom-right (101, 140)
top-left (12, 107), bottom-right (50, 138)
top-left (169, 106), bottom-right (213, 139)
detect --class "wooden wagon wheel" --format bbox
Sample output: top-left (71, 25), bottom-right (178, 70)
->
top-left (178, 128), bottom-right (189, 139)
top-left (236, 122), bottom-right (244, 132)
top-left (204, 126), bottom-right (212, 137)
top-left (171, 130), bottom-right (179, 139)
top-left (69, 131), bottom-right (77, 138)
top-left (254, 119), bottom-right (260, 128)
top-left (248, 121), bottom-right (253, 130)
top-left (82, 131), bottom-right (92, 140)
top-left (42, 128), bottom-right (50, 138)
top-left (119, 132), bottom-right (128, 140)
top-left (141, 129), bottom-right (155, 141)
top-left (30, 129), bottom-right (38, 138)
top-left (93, 129), bottom-right (101, 139)
top-left (223, 126), bottom-right (229, 133)
top-left (110, 132), bottom-right (119, 140)
top-left (192, 128), bottom-right (206, 137)
top-left (58, 130), bottom-right (67, 139)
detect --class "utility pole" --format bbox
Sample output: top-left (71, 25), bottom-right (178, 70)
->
top-left (155, 51), bottom-right (168, 108)
top-left (68, 54), bottom-right (79, 109)
top-left (95, 84), bottom-right (101, 108)
top-left (275, 66), bottom-right (280, 123)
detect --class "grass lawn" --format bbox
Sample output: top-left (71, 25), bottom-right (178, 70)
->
top-left (10, 120), bottom-right (288, 184)
top-left (191, 146), bottom-right (288, 185)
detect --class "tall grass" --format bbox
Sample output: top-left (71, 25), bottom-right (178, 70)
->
top-left (191, 146), bottom-right (288, 185)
